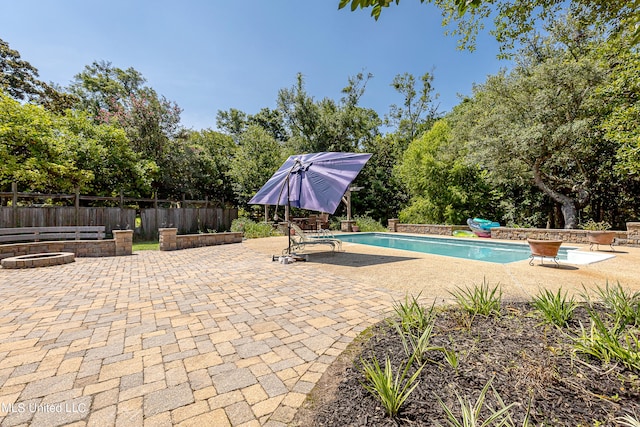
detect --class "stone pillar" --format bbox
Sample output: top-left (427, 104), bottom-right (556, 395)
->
top-left (627, 222), bottom-right (640, 246)
top-left (159, 228), bottom-right (177, 251)
top-left (341, 220), bottom-right (356, 232)
top-left (113, 230), bottom-right (133, 256)
top-left (388, 218), bottom-right (398, 232)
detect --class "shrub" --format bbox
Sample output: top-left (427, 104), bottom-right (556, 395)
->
top-left (230, 217), bottom-right (281, 239)
top-left (354, 215), bottom-right (387, 232)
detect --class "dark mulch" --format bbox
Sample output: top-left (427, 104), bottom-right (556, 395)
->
top-left (293, 302), bottom-right (640, 426)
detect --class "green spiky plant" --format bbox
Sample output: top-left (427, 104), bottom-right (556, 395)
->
top-left (532, 287), bottom-right (578, 328)
top-left (450, 279), bottom-right (502, 317)
top-left (360, 353), bottom-right (424, 417)
top-left (435, 377), bottom-right (521, 427)
top-left (592, 282), bottom-right (640, 329)
top-left (392, 293), bottom-right (436, 333)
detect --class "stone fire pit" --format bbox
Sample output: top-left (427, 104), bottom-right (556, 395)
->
top-left (1, 252), bottom-right (75, 269)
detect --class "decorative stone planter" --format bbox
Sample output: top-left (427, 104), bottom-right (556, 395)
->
top-left (1, 252), bottom-right (75, 269)
top-left (527, 239), bottom-right (562, 267)
top-left (586, 231), bottom-right (616, 251)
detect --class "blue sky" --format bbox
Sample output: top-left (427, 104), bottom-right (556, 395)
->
top-left (1, 1), bottom-right (507, 131)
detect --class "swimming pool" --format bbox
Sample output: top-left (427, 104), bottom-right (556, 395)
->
top-left (337, 232), bottom-right (611, 264)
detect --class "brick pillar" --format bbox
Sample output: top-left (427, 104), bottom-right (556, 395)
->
top-left (627, 222), bottom-right (640, 246)
top-left (113, 230), bottom-right (133, 256)
top-left (159, 228), bottom-right (177, 251)
top-left (341, 220), bottom-right (356, 232)
top-left (388, 218), bottom-right (398, 232)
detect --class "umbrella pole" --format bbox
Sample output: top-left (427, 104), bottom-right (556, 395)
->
top-left (287, 173), bottom-right (292, 255)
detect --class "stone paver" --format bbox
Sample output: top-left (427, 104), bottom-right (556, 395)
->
top-left (0, 244), bottom-right (396, 425)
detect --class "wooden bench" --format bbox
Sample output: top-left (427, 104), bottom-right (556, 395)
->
top-left (0, 226), bottom-right (106, 243)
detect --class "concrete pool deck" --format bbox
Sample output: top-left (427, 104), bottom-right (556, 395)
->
top-left (244, 234), bottom-right (640, 302)
top-left (0, 235), bottom-right (638, 426)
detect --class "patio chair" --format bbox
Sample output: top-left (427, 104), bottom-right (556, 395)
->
top-left (288, 223), bottom-right (342, 253)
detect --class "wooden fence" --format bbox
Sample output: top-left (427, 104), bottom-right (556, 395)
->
top-left (0, 185), bottom-right (238, 240)
top-left (0, 206), bottom-right (237, 240)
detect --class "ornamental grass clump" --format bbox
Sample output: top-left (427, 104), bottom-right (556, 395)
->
top-left (359, 353), bottom-right (424, 418)
top-left (450, 279), bottom-right (502, 317)
top-left (392, 293), bottom-right (436, 333)
top-left (435, 377), bottom-right (522, 427)
top-left (573, 307), bottom-right (640, 372)
top-left (532, 287), bottom-right (578, 328)
top-left (591, 282), bottom-right (640, 329)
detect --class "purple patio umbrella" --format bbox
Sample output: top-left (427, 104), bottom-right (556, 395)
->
top-left (249, 152), bottom-right (372, 254)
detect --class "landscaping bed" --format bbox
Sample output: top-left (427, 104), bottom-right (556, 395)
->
top-left (294, 287), bottom-right (640, 426)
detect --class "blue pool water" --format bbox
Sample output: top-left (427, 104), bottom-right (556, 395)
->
top-left (338, 233), bottom-right (577, 264)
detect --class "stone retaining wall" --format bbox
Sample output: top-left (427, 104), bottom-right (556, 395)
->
top-left (0, 240), bottom-right (116, 260)
top-left (386, 220), bottom-right (640, 247)
top-left (490, 227), bottom-right (631, 244)
top-left (392, 223), bottom-right (469, 236)
top-left (159, 228), bottom-right (242, 251)
top-left (0, 230), bottom-right (134, 260)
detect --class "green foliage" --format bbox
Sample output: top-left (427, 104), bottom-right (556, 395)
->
top-left (339, 0), bottom-right (639, 56)
top-left (230, 217), bottom-right (281, 239)
top-left (354, 133), bottom-right (409, 222)
top-left (579, 219), bottom-right (612, 231)
top-left (532, 288), bottom-right (578, 328)
top-left (450, 20), bottom-right (614, 229)
top-left (450, 279), bottom-right (502, 317)
top-left (435, 377), bottom-right (519, 427)
top-left (354, 215), bottom-right (387, 232)
top-left (396, 119), bottom-right (494, 225)
top-left (229, 125), bottom-right (285, 205)
top-left (392, 293), bottom-right (434, 332)
top-left (590, 282), bottom-right (640, 329)
top-left (277, 72), bottom-right (380, 154)
top-left (573, 308), bottom-right (640, 372)
top-left (617, 412), bottom-right (640, 427)
top-left (359, 353), bottom-right (424, 417)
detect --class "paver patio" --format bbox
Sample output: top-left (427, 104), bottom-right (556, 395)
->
top-left (3, 235), bottom-right (639, 426)
top-left (0, 244), bottom-right (397, 426)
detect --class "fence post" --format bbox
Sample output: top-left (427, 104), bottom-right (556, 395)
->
top-left (154, 191), bottom-right (159, 240)
top-left (12, 182), bottom-right (17, 227)
top-left (75, 187), bottom-right (80, 227)
top-left (119, 190), bottom-right (125, 229)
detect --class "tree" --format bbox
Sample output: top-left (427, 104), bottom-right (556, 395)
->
top-left (338, 0), bottom-right (640, 55)
top-left (0, 91), bottom-right (91, 192)
top-left (216, 107), bottom-right (288, 143)
top-left (0, 38), bottom-right (43, 102)
top-left (386, 72), bottom-right (439, 146)
top-left (228, 125), bottom-right (285, 205)
top-left (1, 38), bottom-right (77, 113)
top-left (353, 133), bottom-right (409, 222)
top-left (450, 24), bottom-right (611, 228)
top-left (395, 119), bottom-right (493, 224)
top-left (0, 91), bottom-right (153, 195)
top-left (277, 72), bottom-right (380, 153)
top-left (181, 129), bottom-right (237, 204)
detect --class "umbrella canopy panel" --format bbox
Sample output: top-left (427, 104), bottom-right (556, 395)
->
top-left (249, 152), bottom-right (372, 215)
